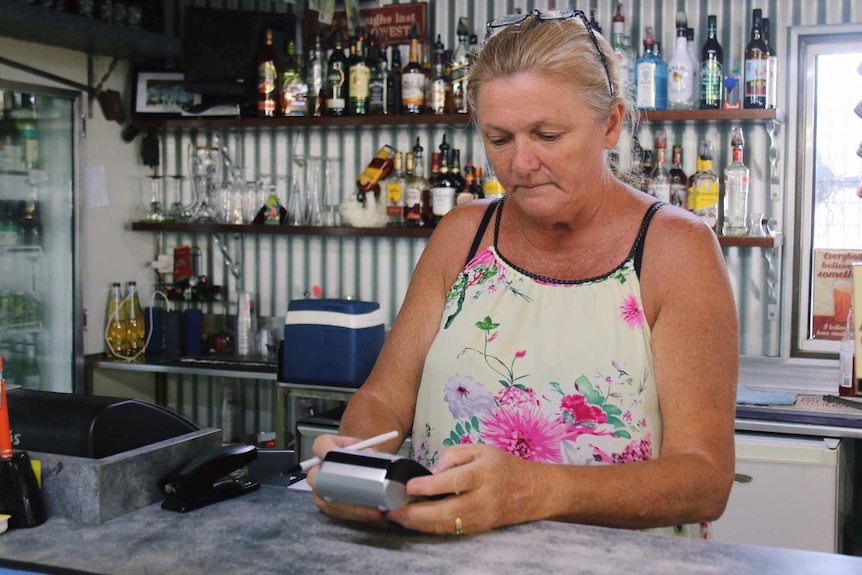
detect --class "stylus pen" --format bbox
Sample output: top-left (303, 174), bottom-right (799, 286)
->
top-left (288, 429), bottom-right (400, 475)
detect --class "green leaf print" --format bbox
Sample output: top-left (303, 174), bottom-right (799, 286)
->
top-left (604, 404), bottom-right (623, 417)
top-left (549, 381), bottom-right (564, 396)
top-left (574, 375), bottom-right (603, 405)
top-left (449, 430), bottom-right (460, 444)
top-left (606, 415), bottom-right (626, 429)
top-left (471, 415), bottom-right (481, 431)
top-left (476, 316), bottom-right (500, 332)
top-left (616, 430), bottom-right (632, 439)
top-left (444, 273), bottom-right (469, 329)
top-left (455, 422), bottom-right (464, 436)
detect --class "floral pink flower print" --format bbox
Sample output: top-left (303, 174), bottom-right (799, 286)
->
top-left (620, 294), bottom-right (646, 329)
top-left (495, 385), bottom-right (539, 408)
top-left (480, 404), bottom-right (569, 463)
top-left (444, 375), bottom-right (497, 420)
top-left (560, 394), bottom-right (608, 424)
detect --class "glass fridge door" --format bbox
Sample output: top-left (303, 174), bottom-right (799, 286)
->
top-left (0, 80), bottom-right (82, 393)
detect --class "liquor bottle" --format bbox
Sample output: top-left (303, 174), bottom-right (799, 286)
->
top-left (105, 282), bottom-right (127, 359)
top-left (635, 27), bottom-right (668, 110)
top-left (762, 17), bottom-right (778, 110)
top-left (639, 149), bottom-right (653, 194)
top-left (589, 9), bottom-right (602, 35)
top-left (385, 151), bottom-right (405, 227)
top-left (458, 159), bottom-right (484, 205)
top-left (669, 145), bottom-right (688, 209)
top-left (611, 5), bottom-right (634, 99)
top-left (431, 136), bottom-right (458, 225)
top-left (450, 17), bottom-right (471, 114)
top-left (427, 43), bottom-right (450, 115)
top-left (348, 29), bottom-right (370, 116)
top-left (839, 306), bottom-right (856, 396)
top-left (667, 12), bottom-right (696, 109)
top-left (743, 9), bottom-right (768, 109)
top-left (124, 281), bottom-right (146, 360)
top-left (691, 139), bottom-right (719, 231)
top-left (305, 31), bottom-right (327, 117)
top-left (387, 45), bottom-right (402, 116)
top-left (648, 131), bottom-right (671, 203)
top-left (722, 127), bottom-right (750, 236)
top-left (403, 151), bottom-right (426, 228)
top-left (402, 23), bottom-right (426, 114)
top-left (414, 138), bottom-right (432, 226)
top-left (280, 41), bottom-right (307, 117)
top-left (450, 149), bottom-right (467, 195)
top-left (256, 28), bottom-right (280, 118)
top-left (699, 15), bottom-right (724, 109)
top-left (325, 30), bottom-right (348, 117)
top-left (368, 39), bottom-right (388, 116)
top-left (356, 145), bottom-right (396, 201)
top-left (687, 152), bottom-right (703, 212)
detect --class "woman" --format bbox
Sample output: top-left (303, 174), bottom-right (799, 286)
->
top-left (308, 10), bottom-right (738, 537)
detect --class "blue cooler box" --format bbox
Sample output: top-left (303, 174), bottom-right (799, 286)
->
top-left (280, 299), bottom-right (385, 387)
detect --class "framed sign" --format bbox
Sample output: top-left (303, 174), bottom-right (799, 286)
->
top-left (303, 2), bottom-right (427, 50)
top-left (134, 71), bottom-right (200, 115)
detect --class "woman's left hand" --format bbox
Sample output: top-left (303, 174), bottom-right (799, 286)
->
top-left (386, 444), bottom-right (541, 535)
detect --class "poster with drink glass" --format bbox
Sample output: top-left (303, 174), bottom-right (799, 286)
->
top-left (811, 249), bottom-right (862, 339)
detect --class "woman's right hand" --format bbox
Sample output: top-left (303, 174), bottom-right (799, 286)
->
top-left (305, 433), bottom-right (389, 524)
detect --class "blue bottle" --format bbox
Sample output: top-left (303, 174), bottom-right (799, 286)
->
top-left (635, 27), bottom-right (668, 110)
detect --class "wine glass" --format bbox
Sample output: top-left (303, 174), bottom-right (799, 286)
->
top-left (188, 144), bottom-right (222, 222)
top-left (145, 174), bottom-right (166, 222)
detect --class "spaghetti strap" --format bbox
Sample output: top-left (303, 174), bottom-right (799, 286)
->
top-left (464, 199), bottom-right (501, 267)
top-left (633, 201), bottom-right (666, 278)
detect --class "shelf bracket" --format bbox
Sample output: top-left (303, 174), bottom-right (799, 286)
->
top-left (212, 232), bottom-right (242, 283)
top-left (763, 233), bottom-right (783, 321)
top-left (765, 118), bottom-right (781, 202)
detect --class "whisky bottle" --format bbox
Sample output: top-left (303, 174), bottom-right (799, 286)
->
top-left (256, 28), bottom-right (280, 118)
top-left (450, 17), bottom-right (471, 114)
top-left (387, 45), bottom-right (402, 116)
top-left (699, 15), bottom-right (724, 109)
top-left (348, 29), bottom-right (370, 116)
top-left (692, 139), bottom-right (719, 231)
top-left (356, 145), bottom-right (396, 201)
top-left (403, 152), bottom-right (424, 227)
top-left (669, 145), bottom-right (688, 208)
top-left (430, 136), bottom-right (457, 225)
top-left (427, 44), bottom-right (450, 115)
top-left (762, 17), bottom-right (778, 110)
top-left (743, 9), bottom-right (768, 109)
top-left (368, 36), bottom-right (388, 116)
top-left (450, 148), bottom-right (467, 196)
top-left (648, 130), bottom-right (671, 203)
top-left (325, 30), bottom-right (348, 117)
top-left (402, 23), bottom-right (426, 114)
top-left (385, 151), bottom-right (405, 227)
top-left (722, 127), bottom-right (750, 236)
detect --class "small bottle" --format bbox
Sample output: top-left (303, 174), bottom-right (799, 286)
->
top-left (692, 139), bottom-right (719, 231)
top-left (699, 15), bottom-right (724, 109)
top-left (256, 28), bottom-right (280, 118)
top-left (280, 41), bottom-right (307, 117)
top-left (648, 131), bottom-right (671, 202)
top-left (839, 306), bottom-right (856, 396)
top-left (669, 145), bottom-right (688, 209)
top-left (430, 136), bottom-right (457, 225)
top-left (387, 45), bottom-right (402, 116)
top-left (368, 38), bottom-right (389, 116)
top-left (385, 151), bottom-right (405, 227)
top-left (450, 18), bottom-right (471, 114)
top-left (668, 12), bottom-right (696, 109)
top-left (325, 30), bottom-right (348, 117)
top-left (401, 23), bottom-right (426, 114)
top-left (356, 145), bottom-right (396, 201)
top-left (348, 29), bottom-right (370, 116)
top-left (305, 31), bottom-right (327, 117)
top-left (762, 17), bottom-right (778, 110)
top-left (105, 282), bottom-right (127, 359)
top-left (722, 127), bottom-right (750, 236)
top-left (124, 281), bottom-right (146, 361)
top-left (635, 27), bottom-right (668, 110)
top-left (743, 8), bottom-right (768, 109)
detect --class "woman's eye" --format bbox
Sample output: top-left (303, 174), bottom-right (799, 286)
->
top-left (488, 137), bottom-right (509, 147)
top-left (539, 133), bottom-right (561, 142)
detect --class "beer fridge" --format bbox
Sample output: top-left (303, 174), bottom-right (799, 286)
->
top-left (0, 79), bottom-right (83, 393)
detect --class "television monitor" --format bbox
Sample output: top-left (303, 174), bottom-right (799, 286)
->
top-left (182, 7), bottom-right (297, 107)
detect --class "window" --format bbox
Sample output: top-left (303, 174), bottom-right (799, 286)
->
top-left (787, 24), bottom-right (862, 358)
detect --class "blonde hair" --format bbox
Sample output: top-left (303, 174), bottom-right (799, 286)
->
top-left (467, 14), bottom-right (640, 180)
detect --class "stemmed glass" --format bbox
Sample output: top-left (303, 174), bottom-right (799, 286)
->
top-left (144, 174), bottom-right (166, 222)
top-left (167, 175), bottom-right (192, 221)
top-left (303, 156), bottom-right (323, 226)
top-left (322, 157), bottom-right (342, 226)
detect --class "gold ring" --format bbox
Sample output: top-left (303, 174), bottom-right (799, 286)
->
top-left (454, 517), bottom-right (463, 536)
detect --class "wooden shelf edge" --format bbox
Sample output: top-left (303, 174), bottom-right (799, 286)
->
top-left (130, 221), bottom-right (434, 239)
top-left (134, 112), bottom-right (474, 130)
top-left (131, 222), bottom-right (772, 247)
top-left (640, 109), bottom-right (779, 123)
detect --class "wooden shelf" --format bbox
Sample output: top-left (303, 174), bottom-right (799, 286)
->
top-left (130, 221), bottom-right (775, 247)
top-left (0, 0), bottom-right (180, 60)
top-left (134, 112), bottom-right (474, 130)
top-left (640, 109), bottom-right (781, 123)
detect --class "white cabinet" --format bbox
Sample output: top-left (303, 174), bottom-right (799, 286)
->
top-left (711, 433), bottom-right (848, 553)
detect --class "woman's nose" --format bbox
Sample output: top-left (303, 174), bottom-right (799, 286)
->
top-left (509, 140), bottom-right (541, 176)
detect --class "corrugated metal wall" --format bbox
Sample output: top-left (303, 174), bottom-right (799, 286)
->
top-left (156, 0), bottom-right (862, 438)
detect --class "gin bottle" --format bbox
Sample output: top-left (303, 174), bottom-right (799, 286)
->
top-left (722, 127), bottom-right (750, 236)
top-left (635, 27), bottom-right (668, 110)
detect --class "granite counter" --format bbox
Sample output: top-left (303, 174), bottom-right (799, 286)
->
top-left (0, 485), bottom-right (861, 575)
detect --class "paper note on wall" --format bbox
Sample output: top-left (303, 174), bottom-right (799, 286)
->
top-left (85, 164), bottom-right (110, 208)
top-left (811, 249), bottom-right (862, 340)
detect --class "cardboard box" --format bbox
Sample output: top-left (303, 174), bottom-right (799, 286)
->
top-left (280, 299), bottom-right (385, 388)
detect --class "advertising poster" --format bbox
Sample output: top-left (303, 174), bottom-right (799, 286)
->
top-left (811, 249), bottom-right (862, 339)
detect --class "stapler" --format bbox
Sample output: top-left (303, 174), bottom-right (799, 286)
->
top-left (160, 444), bottom-right (260, 513)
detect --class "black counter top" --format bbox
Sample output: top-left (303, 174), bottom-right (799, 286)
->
top-left (0, 485), bottom-right (860, 574)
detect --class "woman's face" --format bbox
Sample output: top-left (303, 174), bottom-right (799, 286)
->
top-left (476, 72), bottom-right (617, 219)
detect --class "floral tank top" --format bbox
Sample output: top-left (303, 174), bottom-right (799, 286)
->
top-left (411, 198), bottom-right (707, 538)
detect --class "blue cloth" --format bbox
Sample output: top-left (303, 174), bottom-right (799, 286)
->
top-left (736, 385), bottom-right (798, 406)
